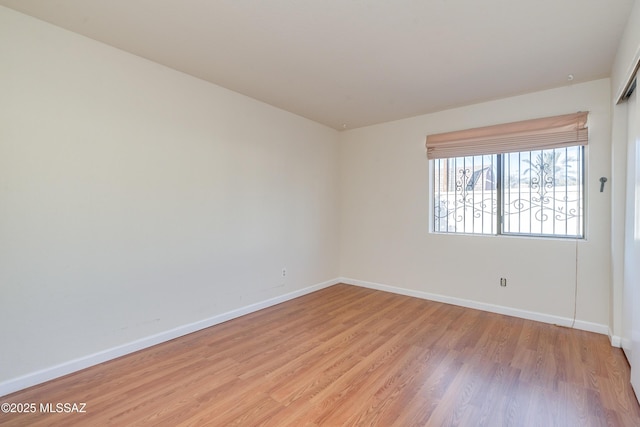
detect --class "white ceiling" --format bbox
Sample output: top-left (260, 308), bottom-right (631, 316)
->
top-left (0, 0), bottom-right (635, 130)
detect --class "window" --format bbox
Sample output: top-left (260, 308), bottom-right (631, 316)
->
top-left (427, 113), bottom-right (587, 238)
top-left (433, 147), bottom-right (584, 237)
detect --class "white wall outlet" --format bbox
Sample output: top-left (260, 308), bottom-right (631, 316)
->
top-left (500, 277), bottom-right (507, 287)
top-left (282, 268), bottom-right (287, 277)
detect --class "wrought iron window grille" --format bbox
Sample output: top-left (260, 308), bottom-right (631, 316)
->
top-left (433, 147), bottom-right (584, 238)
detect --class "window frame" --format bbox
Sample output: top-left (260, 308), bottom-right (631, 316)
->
top-left (430, 146), bottom-right (586, 239)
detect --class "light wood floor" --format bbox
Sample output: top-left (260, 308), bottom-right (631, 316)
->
top-left (1, 284), bottom-right (639, 426)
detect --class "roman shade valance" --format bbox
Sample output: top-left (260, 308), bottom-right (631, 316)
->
top-left (425, 112), bottom-right (588, 159)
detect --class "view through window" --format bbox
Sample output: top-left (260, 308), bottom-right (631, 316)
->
top-left (433, 146), bottom-right (584, 237)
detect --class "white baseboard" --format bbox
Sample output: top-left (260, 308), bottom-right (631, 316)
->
top-left (339, 277), bottom-right (610, 336)
top-left (609, 332), bottom-right (622, 348)
top-left (1, 276), bottom-right (614, 397)
top-left (620, 337), bottom-right (633, 351)
top-left (0, 278), bottom-right (339, 398)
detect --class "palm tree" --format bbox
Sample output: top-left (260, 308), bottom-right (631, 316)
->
top-left (521, 150), bottom-right (576, 187)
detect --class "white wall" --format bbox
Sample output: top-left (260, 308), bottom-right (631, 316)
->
top-left (612, 0), bottom-right (640, 102)
top-left (609, 0), bottom-right (640, 396)
top-left (0, 6), bottom-right (339, 388)
top-left (611, 0), bottom-right (640, 342)
top-left (339, 79), bottom-right (612, 328)
top-left (624, 87), bottom-right (640, 394)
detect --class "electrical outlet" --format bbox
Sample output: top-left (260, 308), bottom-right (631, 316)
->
top-left (282, 268), bottom-right (287, 277)
top-left (500, 277), bottom-right (507, 287)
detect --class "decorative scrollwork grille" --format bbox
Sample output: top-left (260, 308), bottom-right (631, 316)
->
top-left (433, 147), bottom-right (583, 237)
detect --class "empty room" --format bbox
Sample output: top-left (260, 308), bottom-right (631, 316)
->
top-left (2, 1), bottom-right (640, 425)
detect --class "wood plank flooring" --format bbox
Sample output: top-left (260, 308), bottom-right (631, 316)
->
top-left (1, 284), bottom-right (639, 426)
